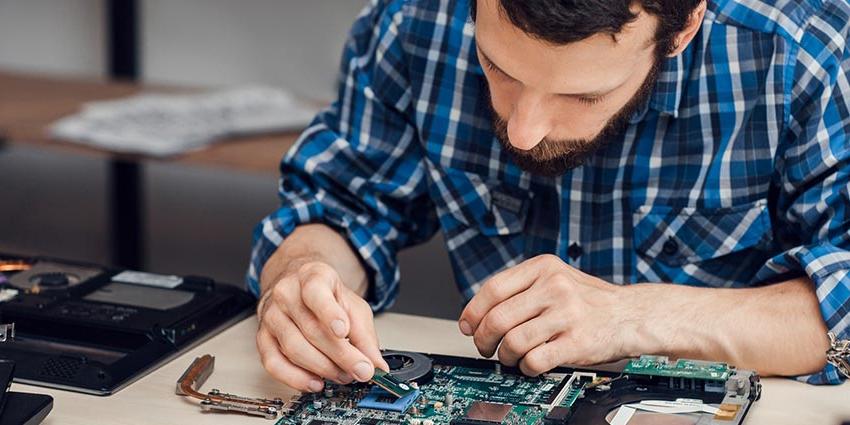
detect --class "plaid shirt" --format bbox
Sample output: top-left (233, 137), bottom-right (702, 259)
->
top-left (249, 0), bottom-right (850, 384)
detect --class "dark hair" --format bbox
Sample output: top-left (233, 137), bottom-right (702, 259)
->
top-left (470, 0), bottom-right (703, 55)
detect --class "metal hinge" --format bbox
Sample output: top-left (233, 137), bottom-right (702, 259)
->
top-left (0, 323), bottom-right (14, 343)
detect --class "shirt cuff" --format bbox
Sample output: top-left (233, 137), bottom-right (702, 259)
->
top-left (246, 187), bottom-right (401, 312)
top-left (757, 242), bottom-right (850, 384)
top-left (246, 188), bottom-right (326, 298)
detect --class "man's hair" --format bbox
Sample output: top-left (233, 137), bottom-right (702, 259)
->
top-left (470, 0), bottom-right (703, 55)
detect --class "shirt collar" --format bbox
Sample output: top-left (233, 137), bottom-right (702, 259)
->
top-left (628, 40), bottom-right (695, 123)
top-left (649, 42), bottom-right (694, 119)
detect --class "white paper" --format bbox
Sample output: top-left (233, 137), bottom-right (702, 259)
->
top-left (50, 86), bottom-right (318, 157)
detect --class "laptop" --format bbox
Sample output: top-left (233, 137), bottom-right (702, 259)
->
top-left (0, 360), bottom-right (52, 425)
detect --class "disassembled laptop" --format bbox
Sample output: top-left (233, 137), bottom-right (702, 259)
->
top-left (177, 350), bottom-right (763, 425)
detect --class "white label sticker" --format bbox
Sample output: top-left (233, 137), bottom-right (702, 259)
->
top-left (0, 288), bottom-right (18, 303)
top-left (112, 271), bottom-right (183, 289)
top-left (610, 406), bottom-right (635, 425)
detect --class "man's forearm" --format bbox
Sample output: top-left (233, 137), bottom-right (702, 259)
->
top-left (259, 224), bottom-right (369, 298)
top-left (624, 277), bottom-right (830, 376)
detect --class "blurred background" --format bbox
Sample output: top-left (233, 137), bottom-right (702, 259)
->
top-left (0, 0), bottom-right (462, 319)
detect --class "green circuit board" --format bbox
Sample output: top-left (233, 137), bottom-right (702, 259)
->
top-left (271, 352), bottom-right (755, 425)
top-left (276, 363), bottom-right (590, 425)
top-left (624, 355), bottom-right (730, 381)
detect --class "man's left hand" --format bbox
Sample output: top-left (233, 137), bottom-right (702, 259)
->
top-left (458, 254), bottom-right (643, 376)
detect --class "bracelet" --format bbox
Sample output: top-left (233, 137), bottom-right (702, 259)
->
top-left (826, 332), bottom-right (850, 379)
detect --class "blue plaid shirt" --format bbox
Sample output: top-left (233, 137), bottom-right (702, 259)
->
top-left (249, 0), bottom-right (850, 384)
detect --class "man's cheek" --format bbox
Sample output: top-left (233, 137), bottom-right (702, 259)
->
top-left (549, 110), bottom-right (610, 141)
top-left (488, 85), bottom-right (520, 118)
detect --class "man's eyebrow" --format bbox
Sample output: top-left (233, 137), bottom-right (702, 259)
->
top-left (477, 44), bottom-right (618, 99)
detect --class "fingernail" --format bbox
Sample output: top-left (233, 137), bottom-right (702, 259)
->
top-left (459, 320), bottom-right (472, 336)
top-left (331, 319), bottom-right (347, 338)
top-left (308, 380), bottom-right (324, 392)
top-left (353, 361), bottom-right (373, 382)
top-left (337, 372), bottom-right (353, 383)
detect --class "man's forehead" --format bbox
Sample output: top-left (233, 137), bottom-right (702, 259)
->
top-left (474, 0), bottom-right (658, 95)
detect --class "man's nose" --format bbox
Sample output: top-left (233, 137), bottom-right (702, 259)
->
top-left (507, 91), bottom-right (551, 151)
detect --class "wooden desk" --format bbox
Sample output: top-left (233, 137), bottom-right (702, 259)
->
top-left (11, 313), bottom-right (850, 425)
top-left (0, 70), bottom-right (303, 268)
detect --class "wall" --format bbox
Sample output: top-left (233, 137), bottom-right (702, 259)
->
top-left (0, 0), bottom-right (106, 77)
top-left (141, 0), bottom-right (365, 99)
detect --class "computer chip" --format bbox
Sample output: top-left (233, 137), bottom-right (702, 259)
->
top-left (463, 401), bottom-right (512, 423)
top-left (544, 406), bottom-right (572, 424)
top-left (356, 387), bottom-right (420, 413)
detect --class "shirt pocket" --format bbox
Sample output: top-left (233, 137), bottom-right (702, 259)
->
top-left (632, 199), bottom-right (774, 287)
top-left (434, 167), bottom-right (529, 237)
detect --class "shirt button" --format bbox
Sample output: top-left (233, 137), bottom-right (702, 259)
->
top-left (662, 238), bottom-right (679, 256)
top-left (567, 242), bottom-right (583, 260)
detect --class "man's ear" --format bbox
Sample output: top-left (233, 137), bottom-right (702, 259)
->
top-left (668, 1), bottom-right (707, 57)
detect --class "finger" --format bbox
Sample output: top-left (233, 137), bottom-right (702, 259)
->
top-left (460, 256), bottom-right (549, 335)
top-left (497, 313), bottom-right (563, 367)
top-left (346, 297), bottom-right (390, 371)
top-left (520, 337), bottom-right (569, 377)
top-left (473, 286), bottom-right (545, 358)
top-left (256, 327), bottom-right (324, 392)
top-left (263, 307), bottom-right (352, 384)
top-left (291, 304), bottom-right (377, 383)
top-left (300, 266), bottom-right (350, 338)
top-left (256, 290), bottom-right (273, 319)
top-left (270, 274), bottom-right (302, 316)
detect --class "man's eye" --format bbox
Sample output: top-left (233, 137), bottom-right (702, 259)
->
top-left (577, 96), bottom-right (604, 106)
top-left (485, 61), bottom-right (501, 75)
top-left (484, 59), bottom-right (507, 78)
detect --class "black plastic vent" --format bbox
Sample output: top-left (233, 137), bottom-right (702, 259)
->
top-left (39, 357), bottom-right (82, 380)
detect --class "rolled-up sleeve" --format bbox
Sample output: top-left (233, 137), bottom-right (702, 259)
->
top-left (247, 0), bottom-right (438, 311)
top-left (754, 26), bottom-right (850, 384)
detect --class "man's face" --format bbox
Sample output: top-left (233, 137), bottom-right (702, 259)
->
top-left (474, 0), bottom-right (665, 176)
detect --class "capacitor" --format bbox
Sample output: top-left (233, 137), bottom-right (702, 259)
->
top-left (323, 387), bottom-right (334, 398)
top-left (495, 363), bottom-right (502, 375)
top-left (445, 394), bottom-right (454, 406)
top-left (312, 400), bottom-right (322, 409)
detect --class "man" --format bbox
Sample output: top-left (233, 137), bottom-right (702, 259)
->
top-left (249, 0), bottom-right (850, 393)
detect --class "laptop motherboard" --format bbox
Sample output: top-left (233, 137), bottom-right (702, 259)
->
top-left (274, 350), bottom-right (761, 425)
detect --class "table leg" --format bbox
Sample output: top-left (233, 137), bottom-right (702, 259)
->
top-left (109, 159), bottom-right (144, 269)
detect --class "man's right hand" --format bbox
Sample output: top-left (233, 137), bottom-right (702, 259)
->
top-left (256, 261), bottom-right (389, 392)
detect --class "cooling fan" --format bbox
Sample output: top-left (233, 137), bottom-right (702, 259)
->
top-left (382, 350), bottom-right (434, 384)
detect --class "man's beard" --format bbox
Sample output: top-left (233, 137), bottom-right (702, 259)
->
top-left (487, 58), bottom-right (663, 177)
